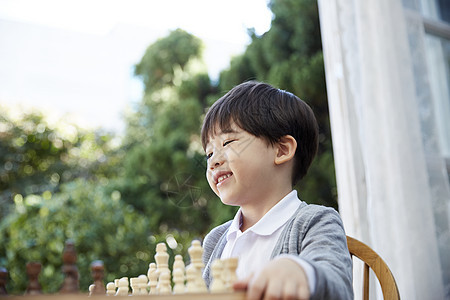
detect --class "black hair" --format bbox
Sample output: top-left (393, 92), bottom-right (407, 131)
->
top-left (201, 81), bottom-right (319, 184)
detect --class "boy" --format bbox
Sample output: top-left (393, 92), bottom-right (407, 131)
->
top-left (201, 81), bottom-right (353, 300)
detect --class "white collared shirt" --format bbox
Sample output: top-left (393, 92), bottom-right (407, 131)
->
top-left (220, 190), bottom-right (316, 293)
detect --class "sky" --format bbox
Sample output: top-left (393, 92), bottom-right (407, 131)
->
top-left (0, 0), bottom-right (273, 133)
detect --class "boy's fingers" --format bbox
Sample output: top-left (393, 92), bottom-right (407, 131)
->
top-left (282, 281), bottom-right (298, 300)
top-left (297, 284), bottom-right (310, 300)
top-left (233, 273), bottom-right (254, 291)
top-left (246, 275), bottom-right (268, 300)
top-left (233, 280), bottom-right (249, 291)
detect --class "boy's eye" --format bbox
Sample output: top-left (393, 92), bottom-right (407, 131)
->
top-left (223, 140), bottom-right (235, 147)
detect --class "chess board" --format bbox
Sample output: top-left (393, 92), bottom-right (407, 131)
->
top-left (0, 239), bottom-right (241, 297)
top-left (3, 292), bottom-right (247, 300)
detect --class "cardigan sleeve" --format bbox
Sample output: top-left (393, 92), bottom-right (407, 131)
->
top-left (275, 205), bottom-right (353, 300)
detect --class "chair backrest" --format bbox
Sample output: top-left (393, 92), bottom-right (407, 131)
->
top-left (346, 236), bottom-right (400, 300)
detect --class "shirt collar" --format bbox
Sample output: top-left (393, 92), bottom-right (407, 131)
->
top-left (226, 190), bottom-right (301, 239)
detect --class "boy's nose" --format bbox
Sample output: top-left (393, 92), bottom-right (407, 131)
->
top-left (208, 152), bottom-right (224, 169)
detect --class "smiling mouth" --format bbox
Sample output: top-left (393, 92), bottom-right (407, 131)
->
top-left (216, 173), bottom-right (233, 185)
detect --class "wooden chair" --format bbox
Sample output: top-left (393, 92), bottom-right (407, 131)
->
top-left (346, 236), bottom-right (400, 300)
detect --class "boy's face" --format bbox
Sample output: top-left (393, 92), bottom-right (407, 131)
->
top-left (205, 122), bottom-right (278, 207)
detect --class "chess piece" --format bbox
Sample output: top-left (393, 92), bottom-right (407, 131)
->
top-left (88, 284), bottom-right (95, 296)
top-left (130, 277), bottom-right (139, 295)
top-left (157, 271), bottom-right (171, 294)
top-left (59, 240), bottom-right (79, 293)
top-left (105, 282), bottom-right (116, 296)
top-left (115, 277), bottom-right (129, 296)
top-left (90, 260), bottom-right (105, 295)
top-left (173, 255), bottom-right (185, 273)
top-left (188, 240), bottom-right (204, 270)
top-left (147, 263), bottom-right (158, 294)
top-left (154, 243), bottom-right (170, 278)
top-left (210, 259), bottom-right (227, 293)
top-left (185, 264), bottom-right (200, 293)
top-left (0, 267), bottom-right (8, 295)
top-left (223, 257), bottom-right (239, 292)
top-left (172, 268), bottom-right (185, 294)
top-left (137, 274), bottom-right (148, 295)
top-left (25, 262), bottom-right (42, 295)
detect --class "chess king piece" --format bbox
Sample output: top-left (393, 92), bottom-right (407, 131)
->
top-left (0, 267), bottom-right (8, 295)
top-left (90, 260), bottom-right (105, 294)
top-left (25, 262), bottom-right (42, 295)
top-left (59, 240), bottom-right (79, 293)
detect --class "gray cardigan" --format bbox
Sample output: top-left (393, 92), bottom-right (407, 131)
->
top-left (202, 202), bottom-right (354, 300)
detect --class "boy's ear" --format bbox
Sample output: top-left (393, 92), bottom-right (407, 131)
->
top-left (274, 135), bottom-right (297, 165)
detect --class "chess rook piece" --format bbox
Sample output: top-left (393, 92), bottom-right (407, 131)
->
top-left (90, 260), bottom-right (105, 295)
top-left (25, 262), bottom-right (42, 295)
top-left (0, 267), bottom-right (8, 295)
top-left (59, 240), bottom-right (79, 293)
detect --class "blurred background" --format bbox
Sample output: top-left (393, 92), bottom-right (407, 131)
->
top-left (0, 0), bottom-right (336, 294)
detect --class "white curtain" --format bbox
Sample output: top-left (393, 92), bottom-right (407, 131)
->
top-left (317, 0), bottom-right (450, 299)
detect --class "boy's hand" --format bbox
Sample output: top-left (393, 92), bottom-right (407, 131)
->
top-left (233, 257), bottom-right (310, 300)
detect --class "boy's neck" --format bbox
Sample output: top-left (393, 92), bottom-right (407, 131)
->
top-left (239, 187), bottom-right (293, 232)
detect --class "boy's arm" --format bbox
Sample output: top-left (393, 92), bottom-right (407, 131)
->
top-left (297, 207), bottom-right (353, 300)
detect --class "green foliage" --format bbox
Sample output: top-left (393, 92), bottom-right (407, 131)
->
top-left (0, 107), bottom-right (121, 218)
top-left (135, 29), bottom-right (204, 92)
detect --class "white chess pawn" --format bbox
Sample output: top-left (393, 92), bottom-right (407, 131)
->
top-left (188, 240), bottom-right (204, 270)
top-left (88, 284), bottom-right (95, 296)
top-left (172, 268), bottom-right (185, 294)
top-left (157, 270), bottom-right (172, 294)
top-left (115, 277), bottom-right (129, 296)
top-left (138, 274), bottom-right (148, 295)
top-left (210, 259), bottom-right (227, 293)
top-left (147, 263), bottom-right (158, 294)
top-left (105, 282), bottom-right (116, 296)
top-left (185, 264), bottom-right (198, 293)
top-left (173, 254), bottom-right (185, 273)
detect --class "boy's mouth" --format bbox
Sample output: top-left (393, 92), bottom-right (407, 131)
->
top-left (215, 172), bottom-right (233, 185)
